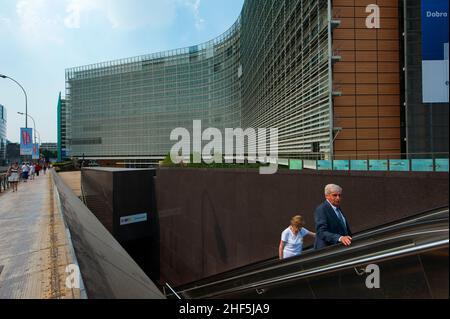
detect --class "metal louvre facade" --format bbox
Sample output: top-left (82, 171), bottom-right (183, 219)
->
top-left (0, 105), bottom-right (6, 164)
top-left (241, 0), bottom-right (332, 158)
top-left (66, 21), bottom-right (241, 158)
top-left (66, 1), bottom-right (334, 160)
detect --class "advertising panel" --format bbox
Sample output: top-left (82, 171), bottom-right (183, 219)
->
top-left (32, 143), bottom-right (40, 160)
top-left (20, 128), bottom-right (33, 156)
top-left (422, 0), bottom-right (449, 103)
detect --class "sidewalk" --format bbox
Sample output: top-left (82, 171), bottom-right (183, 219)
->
top-left (0, 173), bottom-right (78, 299)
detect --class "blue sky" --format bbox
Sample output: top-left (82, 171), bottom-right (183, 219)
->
top-left (0, 0), bottom-right (244, 143)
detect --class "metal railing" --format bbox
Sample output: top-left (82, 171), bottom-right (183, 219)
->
top-left (287, 152), bottom-right (449, 173)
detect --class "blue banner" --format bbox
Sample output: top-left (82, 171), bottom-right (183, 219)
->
top-left (422, 0), bottom-right (449, 103)
top-left (32, 143), bottom-right (40, 160)
top-left (20, 128), bottom-right (33, 156)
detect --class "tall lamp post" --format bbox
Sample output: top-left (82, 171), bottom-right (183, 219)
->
top-left (34, 129), bottom-right (41, 144)
top-left (0, 74), bottom-right (28, 128)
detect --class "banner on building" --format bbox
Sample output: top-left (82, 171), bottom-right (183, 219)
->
top-left (20, 128), bottom-right (33, 156)
top-left (422, 0), bottom-right (449, 103)
top-left (32, 143), bottom-right (40, 160)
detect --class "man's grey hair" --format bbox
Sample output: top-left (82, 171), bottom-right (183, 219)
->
top-left (325, 184), bottom-right (343, 196)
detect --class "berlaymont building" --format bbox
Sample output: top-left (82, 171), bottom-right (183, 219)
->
top-left (63, 0), bottom-right (449, 166)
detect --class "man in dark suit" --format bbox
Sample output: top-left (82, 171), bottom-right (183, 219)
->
top-left (314, 184), bottom-right (352, 249)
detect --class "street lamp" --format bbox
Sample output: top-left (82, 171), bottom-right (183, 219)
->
top-left (34, 129), bottom-right (41, 144)
top-left (0, 74), bottom-right (28, 128)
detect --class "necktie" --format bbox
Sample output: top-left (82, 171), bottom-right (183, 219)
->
top-left (336, 208), bottom-right (346, 228)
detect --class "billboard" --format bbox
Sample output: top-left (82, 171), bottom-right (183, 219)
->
top-left (32, 143), bottom-right (40, 160)
top-left (422, 0), bottom-right (449, 103)
top-left (20, 128), bottom-right (33, 156)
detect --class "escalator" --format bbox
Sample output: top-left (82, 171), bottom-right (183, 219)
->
top-left (167, 207), bottom-right (449, 299)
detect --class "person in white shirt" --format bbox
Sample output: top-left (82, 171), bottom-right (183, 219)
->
top-left (21, 163), bottom-right (30, 182)
top-left (279, 215), bottom-right (316, 260)
top-left (29, 163), bottom-right (36, 180)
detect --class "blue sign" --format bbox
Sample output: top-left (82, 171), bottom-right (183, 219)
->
top-left (120, 213), bottom-right (148, 226)
top-left (20, 128), bottom-right (33, 156)
top-left (32, 144), bottom-right (40, 160)
top-left (422, 0), bottom-right (449, 103)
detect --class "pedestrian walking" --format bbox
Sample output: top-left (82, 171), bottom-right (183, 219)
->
top-left (29, 163), bottom-right (36, 180)
top-left (7, 162), bottom-right (21, 192)
top-left (21, 163), bottom-right (30, 182)
top-left (35, 163), bottom-right (42, 177)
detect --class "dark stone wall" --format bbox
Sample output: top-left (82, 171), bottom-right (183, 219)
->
top-left (155, 168), bottom-right (449, 287)
top-left (52, 171), bottom-right (164, 299)
top-left (81, 168), bottom-right (160, 281)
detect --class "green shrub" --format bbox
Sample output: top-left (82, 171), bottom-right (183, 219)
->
top-left (160, 153), bottom-right (270, 170)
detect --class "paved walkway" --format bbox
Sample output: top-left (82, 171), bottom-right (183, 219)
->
top-left (0, 173), bottom-right (79, 299)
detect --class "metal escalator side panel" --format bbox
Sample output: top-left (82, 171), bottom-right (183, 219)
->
top-left (175, 210), bottom-right (448, 299)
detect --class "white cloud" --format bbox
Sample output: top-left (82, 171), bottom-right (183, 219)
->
top-left (106, 0), bottom-right (177, 30)
top-left (64, 0), bottom-right (100, 29)
top-left (181, 0), bottom-right (205, 30)
top-left (63, 0), bottom-right (178, 30)
top-left (16, 0), bottom-right (65, 44)
top-left (0, 16), bottom-right (12, 27)
top-left (14, 0), bottom-right (204, 45)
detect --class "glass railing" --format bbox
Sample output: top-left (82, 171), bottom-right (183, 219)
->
top-left (288, 155), bottom-right (449, 173)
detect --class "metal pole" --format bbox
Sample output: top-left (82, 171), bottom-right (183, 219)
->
top-left (327, 0), bottom-right (334, 160)
top-left (35, 130), bottom-right (41, 144)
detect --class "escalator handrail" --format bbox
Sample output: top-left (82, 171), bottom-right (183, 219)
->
top-left (189, 238), bottom-right (449, 299)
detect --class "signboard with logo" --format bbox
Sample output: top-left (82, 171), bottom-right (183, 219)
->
top-left (120, 213), bottom-right (148, 226)
top-left (20, 128), bottom-right (33, 156)
top-left (422, 0), bottom-right (449, 103)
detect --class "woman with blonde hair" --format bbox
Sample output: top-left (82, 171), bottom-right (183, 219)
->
top-left (279, 215), bottom-right (316, 260)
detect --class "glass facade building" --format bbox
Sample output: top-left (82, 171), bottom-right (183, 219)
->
top-left (57, 93), bottom-right (70, 161)
top-left (66, 0), bottom-right (336, 161)
top-left (65, 0), bottom-right (446, 162)
top-left (241, 0), bottom-right (332, 158)
top-left (66, 20), bottom-right (241, 160)
top-left (0, 104), bottom-right (6, 164)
